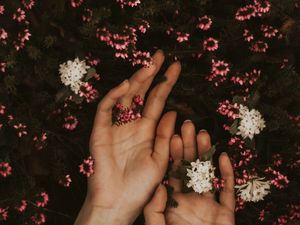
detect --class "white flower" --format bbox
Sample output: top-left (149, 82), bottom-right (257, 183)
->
top-left (236, 105), bottom-right (266, 139)
top-left (59, 58), bottom-right (90, 94)
top-left (235, 177), bottom-right (270, 202)
top-left (186, 159), bottom-right (215, 194)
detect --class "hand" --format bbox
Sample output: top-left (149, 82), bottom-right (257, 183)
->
top-left (74, 50), bottom-right (181, 225)
top-left (144, 121), bottom-right (235, 225)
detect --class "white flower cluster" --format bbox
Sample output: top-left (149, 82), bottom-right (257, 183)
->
top-left (237, 104), bottom-right (266, 139)
top-left (186, 159), bottom-right (215, 194)
top-left (235, 177), bottom-right (270, 202)
top-left (59, 58), bottom-right (90, 94)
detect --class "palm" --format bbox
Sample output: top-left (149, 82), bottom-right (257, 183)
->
top-left (86, 50), bottom-right (181, 220)
top-left (166, 192), bottom-right (234, 225)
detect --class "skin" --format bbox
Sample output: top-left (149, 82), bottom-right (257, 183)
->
top-left (144, 122), bottom-right (235, 225)
top-left (74, 50), bottom-right (182, 225)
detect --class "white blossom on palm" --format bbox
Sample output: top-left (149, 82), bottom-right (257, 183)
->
top-left (235, 177), bottom-right (271, 202)
top-left (237, 105), bottom-right (266, 139)
top-left (186, 159), bottom-right (216, 194)
top-left (59, 57), bottom-right (90, 94)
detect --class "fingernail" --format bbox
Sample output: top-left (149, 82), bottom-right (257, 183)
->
top-left (221, 152), bottom-right (228, 156)
top-left (173, 134), bottom-right (179, 137)
top-left (184, 119), bottom-right (192, 123)
top-left (120, 79), bottom-right (128, 86)
top-left (199, 129), bottom-right (207, 133)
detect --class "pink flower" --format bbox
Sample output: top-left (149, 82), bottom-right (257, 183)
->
top-left (217, 100), bottom-right (239, 119)
top-left (0, 62), bottom-right (6, 72)
top-left (79, 82), bottom-right (99, 103)
top-left (22, 0), bottom-right (35, 9)
top-left (254, 0), bottom-right (271, 14)
top-left (138, 20), bottom-right (150, 33)
top-left (176, 32), bottom-right (190, 43)
top-left (13, 123), bottom-right (28, 137)
top-left (0, 161), bottom-right (12, 177)
top-left (250, 40), bottom-right (269, 53)
top-left (0, 207), bottom-right (8, 221)
top-left (79, 156), bottom-right (95, 177)
top-left (203, 37), bottom-right (219, 51)
top-left (0, 28), bottom-right (8, 44)
top-left (231, 69), bottom-right (261, 86)
top-left (63, 115), bottom-right (78, 130)
top-left (197, 15), bottom-right (212, 30)
top-left (166, 27), bottom-right (174, 35)
top-left (0, 5), bottom-right (4, 14)
top-left (206, 59), bottom-right (230, 86)
top-left (131, 50), bottom-right (152, 67)
top-left (15, 200), bottom-right (27, 213)
top-left (243, 29), bottom-right (254, 42)
top-left (70, 0), bottom-right (84, 8)
top-left (59, 174), bottom-right (72, 187)
top-left (235, 5), bottom-right (256, 21)
top-left (31, 213), bottom-right (46, 225)
top-left (0, 104), bottom-right (5, 114)
top-left (35, 192), bottom-right (49, 208)
top-left (33, 132), bottom-right (47, 150)
top-left (261, 24), bottom-right (278, 38)
top-left (116, 0), bottom-right (141, 8)
top-left (12, 8), bottom-right (26, 22)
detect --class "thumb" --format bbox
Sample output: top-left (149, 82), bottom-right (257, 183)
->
top-left (144, 184), bottom-right (167, 225)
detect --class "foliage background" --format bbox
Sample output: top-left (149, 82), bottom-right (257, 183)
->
top-left (0, 0), bottom-right (299, 224)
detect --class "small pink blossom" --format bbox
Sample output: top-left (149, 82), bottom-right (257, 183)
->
top-left (243, 29), bottom-right (254, 42)
top-left (0, 162), bottom-right (12, 178)
top-left (13, 123), bottom-right (28, 137)
top-left (22, 0), bottom-right (35, 9)
top-left (0, 62), bottom-right (6, 72)
top-left (79, 156), bottom-right (95, 177)
top-left (0, 104), bottom-right (5, 114)
top-left (176, 32), bottom-right (190, 43)
top-left (35, 192), bottom-right (49, 208)
top-left (15, 200), bottom-right (27, 213)
top-left (0, 207), bottom-right (8, 221)
top-left (0, 28), bottom-right (8, 44)
top-left (59, 174), bottom-right (72, 187)
top-left (250, 40), bottom-right (268, 53)
top-left (63, 115), bottom-right (78, 130)
top-left (70, 0), bottom-right (84, 8)
top-left (31, 213), bottom-right (46, 225)
top-left (138, 20), bottom-right (150, 33)
top-left (12, 8), bottom-right (26, 22)
top-left (203, 37), bottom-right (219, 51)
top-left (79, 82), bottom-right (99, 103)
top-left (197, 15), bottom-right (212, 30)
top-left (166, 27), bottom-right (174, 35)
top-left (0, 5), bottom-right (4, 14)
top-left (254, 0), bottom-right (271, 14)
top-left (33, 132), bottom-right (47, 150)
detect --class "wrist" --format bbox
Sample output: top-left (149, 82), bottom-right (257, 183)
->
top-left (74, 193), bottom-right (138, 225)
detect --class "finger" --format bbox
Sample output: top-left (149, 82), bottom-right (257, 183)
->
top-left (219, 152), bottom-right (235, 212)
top-left (169, 135), bottom-right (184, 193)
top-left (143, 61), bottom-right (181, 122)
top-left (181, 120), bottom-right (197, 161)
top-left (93, 80), bottom-right (129, 128)
top-left (119, 50), bottom-right (164, 107)
top-left (196, 130), bottom-right (214, 198)
top-left (144, 184), bottom-right (167, 225)
top-left (152, 111), bottom-right (177, 172)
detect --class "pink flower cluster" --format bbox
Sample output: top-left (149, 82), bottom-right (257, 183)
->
top-left (176, 32), bottom-right (190, 43)
top-left (235, 0), bottom-right (271, 21)
top-left (63, 115), bottom-right (78, 130)
top-left (197, 15), bottom-right (212, 31)
top-left (13, 123), bottom-right (28, 137)
top-left (79, 156), bottom-right (95, 177)
top-left (131, 50), bottom-right (152, 67)
top-left (231, 69), bottom-right (261, 87)
top-left (212, 177), bottom-right (225, 191)
top-left (59, 174), bottom-right (72, 187)
top-left (216, 100), bottom-right (239, 120)
top-left (0, 207), bottom-right (8, 221)
top-left (116, 0), bottom-right (141, 8)
top-left (33, 132), bottom-right (47, 150)
top-left (265, 167), bottom-right (289, 189)
top-left (206, 59), bottom-right (230, 86)
top-left (79, 82), bottom-right (99, 103)
top-left (203, 37), bottom-right (219, 52)
top-left (31, 213), bottom-right (46, 225)
top-left (35, 192), bottom-right (49, 207)
top-left (0, 161), bottom-right (12, 178)
top-left (15, 200), bottom-right (27, 213)
top-left (21, 0), bottom-right (35, 10)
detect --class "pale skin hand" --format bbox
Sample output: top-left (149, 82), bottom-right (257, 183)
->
top-left (74, 50), bottom-right (182, 225)
top-left (144, 121), bottom-right (235, 225)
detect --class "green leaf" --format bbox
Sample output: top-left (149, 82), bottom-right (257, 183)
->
top-left (232, 96), bottom-right (244, 105)
top-left (201, 145), bottom-right (216, 161)
top-left (55, 87), bottom-right (72, 103)
top-left (229, 120), bottom-right (238, 135)
top-left (84, 68), bottom-right (97, 81)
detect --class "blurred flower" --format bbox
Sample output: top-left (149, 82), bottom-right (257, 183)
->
top-left (0, 28), bottom-right (8, 44)
top-left (197, 15), bottom-right (212, 30)
top-left (59, 58), bottom-right (90, 94)
top-left (15, 200), bottom-right (27, 213)
top-left (59, 174), bottom-right (72, 187)
top-left (203, 37), bottom-right (219, 51)
top-left (35, 192), bottom-right (49, 208)
top-left (176, 32), bottom-right (190, 43)
top-left (237, 105), bottom-right (266, 139)
top-left (63, 115), bottom-right (78, 130)
top-left (79, 156), bottom-right (94, 177)
top-left (186, 159), bottom-right (216, 194)
top-left (13, 123), bottom-right (28, 137)
top-left (31, 213), bottom-right (46, 225)
top-left (0, 207), bottom-right (8, 221)
top-left (250, 40), bottom-right (269, 53)
top-left (235, 177), bottom-right (270, 202)
top-left (0, 162), bottom-right (12, 178)
top-left (243, 29), bottom-right (254, 42)
top-left (116, 0), bottom-right (141, 8)
top-left (22, 0), bottom-right (35, 9)
top-left (0, 5), bottom-right (4, 14)
top-left (261, 24), bottom-right (278, 38)
top-left (12, 8), bottom-right (26, 22)
top-left (70, 0), bottom-right (84, 8)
